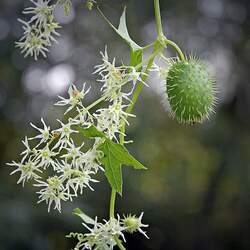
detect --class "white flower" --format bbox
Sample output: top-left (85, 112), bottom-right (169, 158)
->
top-left (20, 136), bottom-right (33, 161)
top-left (63, 168), bottom-right (98, 195)
top-left (35, 176), bottom-right (70, 212)
top-left (30, 118), bottom-right (51, 145)
top-left (94, 99), bottom-right (135, 140)
top-left (70, 213), bottom-right (148, 250)
top-left (80, 146), bottom-right (103, 173)
top-left (93, 49), bottom-right (127, 98)
top-left (53, 119), bottom-right (78, 149)
top-left (16, 0), bottom-right (60, 60)
top-left (23, 0), bottom-right (55, 26)
top-left (94, 48), bottom-right (146, 101)
top-left (8, 158), bottom-right (42, 186)
top-left (15, 20), bottom-right (50, 59)
top-left (55, 84), bottom-right (91, 114)
top-left (94, 108), bottom-right (118, 140)
top-left (108, 99), bottom-right (135, 125)
top-left (71, 107), bottom-right (93, 127)
top-left (61, 140), bottom-right (85, 164)
top-left (82, 216), bottom-right (126, 250)
top-left (125, 66), bottom-right (148, 87)
top-left (37, 145), bottom-right (58, 169)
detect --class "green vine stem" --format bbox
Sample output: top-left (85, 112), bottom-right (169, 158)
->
top-left (108, 1), bottom-right (165, 250)
top-left (109, 188), bottom-right (116, 218)
top-left (110, 189), bottom-right (126, 249)
top-left (107, 1), bottom-right (185, 249)
top-left (154, 0), bottom-right (164, 37)
top-left (110, 60), bottom-right (156, 250)
top-left (119, 54), bottom-right (157, 145)
top-left (114, 236), bottom-right (126, 250)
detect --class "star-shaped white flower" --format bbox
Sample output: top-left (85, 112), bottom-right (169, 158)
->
top-left (8, 158), bottom-right (42, 186)
top-left (35, 176), bottom-right (70, 212)
top-left (29, 118), bottom-right (51, 145)
top-left (55, 83), bottom-right (90, 114)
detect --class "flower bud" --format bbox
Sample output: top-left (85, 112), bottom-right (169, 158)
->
top-left (86, 0), bottom-right (96, 10)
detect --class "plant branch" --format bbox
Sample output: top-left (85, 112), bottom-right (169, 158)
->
top-left (153, 0), bottom-right (185, 61)
top-left (115, 236), bottom-right (126, 250)
top-left (154, 0), bottom-right (163, 37)
top-left (119, 55), bottom-right (156, 144)
top-left (108, 2), bottom-right (165, 250)
top-left (113, 48), bottom-right (159, 250)
top-left (109, 188), bottom-right (116, 218)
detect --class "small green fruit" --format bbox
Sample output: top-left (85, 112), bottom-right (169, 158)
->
top-left (123, 215), bottom-right (141, 233)
top-left (166, 57), bottom-right (216, 124)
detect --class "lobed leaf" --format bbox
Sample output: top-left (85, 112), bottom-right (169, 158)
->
top-left (98, 7), bottom-right (142, 52)
top-left (98, 140), bottom-right (146, 195)
top-left (78, 126), bottom-right (146, 195)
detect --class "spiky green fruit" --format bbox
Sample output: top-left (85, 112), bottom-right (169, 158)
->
top-left (122, 214), bottom-right (142, 233)
top-left (166, 58), bottom-right (216, 124)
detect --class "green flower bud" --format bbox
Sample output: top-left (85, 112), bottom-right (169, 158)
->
top-left (60, 0), bottom-right (72, 16)
top-left (166, 57), bottom-right (217, 124)
top-left (86, 0), bottom-right (96, 10)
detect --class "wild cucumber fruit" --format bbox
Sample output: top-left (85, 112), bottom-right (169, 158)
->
top-left (166, 58), bottom-right (216, 124)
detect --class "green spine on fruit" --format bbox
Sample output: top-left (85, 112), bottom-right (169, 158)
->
top-left (166, 57), bottom-right (216, 124)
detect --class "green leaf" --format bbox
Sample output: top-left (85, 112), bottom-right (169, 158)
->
top-left (77, 125), bottom-right (105, 138)
top-left (105, 141), bottom-right (146, 170)
top-left (117, 8), bottom-right (141, 51)
top-left (98, 141), bottom-right (123, 194)
top-left (77, 125), bottom-right (146, 194)
top-left (98, 139), bottom-right (146, 195)
top-left (73, 208), bottom-right (95, 225)
top-left (98, 7), bottom-right (142, 52)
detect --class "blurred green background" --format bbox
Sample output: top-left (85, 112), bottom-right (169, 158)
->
top-left (1, 0), bottom-right (250, 249)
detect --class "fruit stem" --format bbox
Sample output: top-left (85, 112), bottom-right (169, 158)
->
top-left (165, 39), bottom-right (185, 61)
top-left (153, 0), bottom-right (185, 61)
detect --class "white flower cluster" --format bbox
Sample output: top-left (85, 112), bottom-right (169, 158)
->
top-left (8, 117), bottom-right (100, 212)
top-left (15, 0), bottom-right (68, 60)
top-left (68, 213), bottom-right (148, 250)
top-left (8, 82), bottom-right (101, 212)
top-left (93, 48), bottom-right (147, 141)
top-left (94, 48), bottom-right (146, 101)
top-left (8, 49), bottom-right (145, 212)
